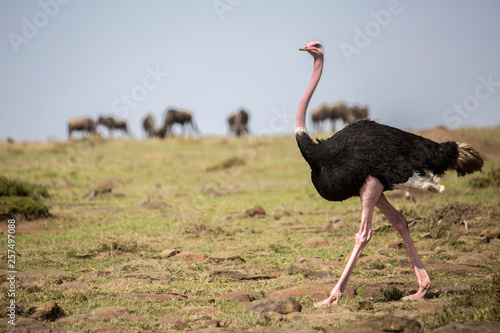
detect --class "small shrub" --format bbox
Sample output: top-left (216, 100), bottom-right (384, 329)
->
top-left (269, 243), bottom-right (292, 254)
top-left (0, 177), bottom-right (50, 219)
top-left (469, 166), bottom-right (500, 188)
top-left (353, 284), bottom-right (364, 296)
top-left (0, 176), bottom-right (49, 199)
top-left (178, 220), bottom-right (224, 238)
top-left (179, 220), bottom-right (211, 237)
top-left (369, 260), bottom-right (386, 270)
top-left (375, 286), bottom-right (404, 302)
top-left (0, 196), bottom-right (50, 220)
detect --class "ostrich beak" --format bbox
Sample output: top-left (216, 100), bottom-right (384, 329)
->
top-left (299, 47), bottom-right (307, 51)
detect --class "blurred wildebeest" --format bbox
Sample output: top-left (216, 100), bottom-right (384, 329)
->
top-left (325, 101), bottom-right (355, 129)
top-left (97, 116), bottom-right (131, 138)
top-left (312, 102), bottom-right (369, 133)
top-left (157, 108), bottom-right (199, 138)
top-left (142, 113), bottom-right (156, 138)
top-left (350, 104), bottom-right (369, 122)
top-left (311, 101), bottom-right (350, 132)
top-left (67, 117), bottom-right (97, 140)
top-left (227, 109), bottom-right (250, 136)
top-left (311, 104), bottom-right (328, 133)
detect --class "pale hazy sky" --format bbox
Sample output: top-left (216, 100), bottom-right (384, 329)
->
top-left (1, 1), bottom-right (500, 141)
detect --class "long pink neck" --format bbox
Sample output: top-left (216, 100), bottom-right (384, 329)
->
top-left (295, 54), bottom-right (324, 133)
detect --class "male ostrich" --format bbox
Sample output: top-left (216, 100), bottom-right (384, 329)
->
top-left (296, 41), bottom-right (484, 308)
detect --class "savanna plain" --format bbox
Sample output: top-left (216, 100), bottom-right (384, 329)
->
top-left (0, 126), bottom-right (499, 332)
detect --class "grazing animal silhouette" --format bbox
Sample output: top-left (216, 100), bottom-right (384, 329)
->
top-left (142, 113), bottom-right (156, 138)
top-left (97, 116), bottom-right (131, 138)
top-left (312, 101), bottom-right (366, 133)
top-left (67, 117), bottom-right (97, 140)
top-left (295, 40), bottom-right (484, 307)
top-left (325, 101), bottom-right (353, 130)
top-left (311, 104), bottom-right (328, 132)
top-left (350, 104), bottom-right (369, 122)
top-left (157, 109), bottom-right (199, 138)
top-left (227, 109), bottom-right (250, 136)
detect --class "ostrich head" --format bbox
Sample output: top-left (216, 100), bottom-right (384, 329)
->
top-left (299, 40), bottom-right (324, 57)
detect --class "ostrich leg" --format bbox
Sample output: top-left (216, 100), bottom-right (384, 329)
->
top-left (376, 194), bottom-right (430, 300)
top-left (314, 176), bottom-right (384, 308)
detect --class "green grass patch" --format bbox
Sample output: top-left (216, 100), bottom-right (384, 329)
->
top-left (0, 176), bottom-right (51, 219)
top-left (0, 196), bottom-right (50, 219)
top-left (0, 176), bottom-right (49, 199)
top-left (424, 273), bottom-right (500, 329)
top-left (469, 166), bottom-right (500, 188)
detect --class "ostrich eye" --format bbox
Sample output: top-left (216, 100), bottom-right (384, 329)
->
top-left (313, 44), bottom-right (321, 48)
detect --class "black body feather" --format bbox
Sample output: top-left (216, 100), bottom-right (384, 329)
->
top-left (296, 119), bottom-right (459, 202)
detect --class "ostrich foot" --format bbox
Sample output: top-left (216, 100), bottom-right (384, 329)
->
top-left (401, 293), bottom-right (425, 301)
top-left (314, 291), bottom-right (343, 308)
top-left (400, 284), bottom-right (430, 301)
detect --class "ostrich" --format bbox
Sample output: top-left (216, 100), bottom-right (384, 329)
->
top-left (295, 41), bottom-right (484, 308)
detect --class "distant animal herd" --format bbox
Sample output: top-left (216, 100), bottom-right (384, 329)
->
top-left (311, 101), bottom-right (369, 133)
top-left (67, 103), bottom-right (368, 140)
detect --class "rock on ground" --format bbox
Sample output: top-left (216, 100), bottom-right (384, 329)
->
top-left (26, 300), bottom-right (65, 321)
top-left (170, 252), bottom-right (207, 261)
top-left (208, 254), bottom-right (246, 263)
top-left (246, 205), bottom-right (266, 217)
top-left (4, 317), bottom-right (53, 332)
top-left (160, 248), bottom-right (180, 258)
top-left (57, 306), bottom-right (146, 327)
top-left (245, 296), bottom-right (302, 315)
top-left (158, 306), bottom-right (219, 331)
top-left (335, 316), bottom-right (421, 333)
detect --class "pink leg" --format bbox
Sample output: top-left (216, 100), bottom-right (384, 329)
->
top-left (376, 193), bottom-right (430, 300)
top-left (314, 176), bottom-right (384, 308)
